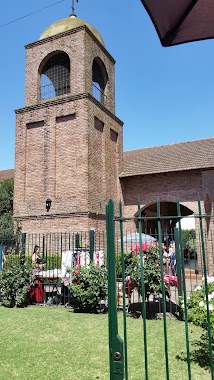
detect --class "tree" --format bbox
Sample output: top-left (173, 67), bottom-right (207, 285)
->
top-left (0, 179), bottom-right (14, 239)
top-left (182, 229), bottom-right (196, 256)
top-left (125, 246), bottom-right (164, 301)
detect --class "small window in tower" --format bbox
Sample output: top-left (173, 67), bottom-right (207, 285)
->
top-left (92, 58), bottom-right (108, 106)
top-left (26, 120), bottom-right (44, 129)
top-left (40, 52), bottom-right (70, 100)
top-left (110, 128), bottom-right (118, 143)
top-left (94, 116), bottom-right (104, 132)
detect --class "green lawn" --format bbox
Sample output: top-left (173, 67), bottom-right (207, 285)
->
top-left (0, 306), bottom-right (211, 380)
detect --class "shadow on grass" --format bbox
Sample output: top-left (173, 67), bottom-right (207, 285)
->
top-left (126, 299), bottom-right (180, 320)
top-left (176, 332), bottom-right (214, 372)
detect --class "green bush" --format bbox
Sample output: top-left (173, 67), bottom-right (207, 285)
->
top-left (180, 277), bottom-right (214, 369)
top-left (4, 253), bottom-right (61, 271)
top-left (3, 254), bottom-right (20, 268)
top-left (182, 229), bottom-right (196, 256)
top-left (46, 254), bottom-right (61, 270)
top-left (0, 262), bottom-right (35, 307)
top-left (68, 263), bottom-right (107, 313)
top-left (125, 246), bottom-right (164, 300)
top-left (181, 276), bottom-right (214, 330)
top-left (116, 252), bottom-right (132, 278)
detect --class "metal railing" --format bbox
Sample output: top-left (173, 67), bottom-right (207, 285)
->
top-left (106, 197), bottom-right (214, 380)
top-left (0, 231), bottom-right (106, 306)
top-left (40, 79), bottom-right (70, 100)
top-left (92, 83), bottom-right (107, 106)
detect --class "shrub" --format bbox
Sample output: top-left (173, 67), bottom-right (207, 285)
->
top-left (180, 277), bottom-right (214, 370)
top-left (4, 253), bottom-right (61, 271)
top-left (68, 263), bottom-right (107, 313)
top-left (182, 229), bottom-right (196, 256)
top-left (45, 254), bottom-right (61, 270)
top-left (125, 246), bottom-right (164, 300)
top-left (0, 262), bottom-right (35, 307)
top-left (181, 276), bottom-right (214, 330)
top-left (116, 252), bottom-right (133, 278)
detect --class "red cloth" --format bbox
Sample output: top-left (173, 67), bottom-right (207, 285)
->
top-left (125, 277), bottom-right (135, 294)
top-left (29, 280), bottom-right (44, 303)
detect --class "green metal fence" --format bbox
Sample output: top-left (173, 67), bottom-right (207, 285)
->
top-left (0, 231), bottom-right (106, 306)
top-left (106, 197), bottom-right (214, 380)
top-left (0, 198), bottom-right (214, 378)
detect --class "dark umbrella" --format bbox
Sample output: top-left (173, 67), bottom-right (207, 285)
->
top-left (140, 0), bottom-right (214, 47)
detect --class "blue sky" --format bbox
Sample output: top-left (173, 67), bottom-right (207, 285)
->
top-left (1, 0), bottom-right (214, 170)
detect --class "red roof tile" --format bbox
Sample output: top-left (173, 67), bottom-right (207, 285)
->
top-left (121, 138), bottom-right (214, 177)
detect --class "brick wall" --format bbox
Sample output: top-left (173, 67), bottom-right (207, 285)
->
top-left (120, 170), bottom-right (202, 230)
top-left (24, 27), bottom-right (116, 113)
top-left (19, 213), bottom-right (106, 234)
top-left (14, 25), bottom-right (123, 234)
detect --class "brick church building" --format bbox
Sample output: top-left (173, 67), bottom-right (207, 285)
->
top-left (1, 13), bottom-right (214, 243)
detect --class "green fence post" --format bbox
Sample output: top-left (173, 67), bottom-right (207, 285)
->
top-left (42, 235), bottom-right (45, 263)
top-left (89, 229), bottom-right (95, 262)
top-left (119, 201), bottom-right (129, 380)
top-left (21, 233), bottom-right (26, 264)
top-left (198, 194), bottom-right (214, 378)
top-left (0, 244), bottom-right (2, 272)
top-left (75, 233), bottom-right (80, 250)
top-left (157, 198), bottom-right (170, 380)
top-left (176, 198), bottom-right (192, 380)
top-left (106, 199), bottom-right (124, 380)
top-left (174, 228), bottom-right (182, 298)
top-left (137, 198), bottom-right (149, 380)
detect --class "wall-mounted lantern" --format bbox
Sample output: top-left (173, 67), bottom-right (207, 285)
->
top-left (46, 198), bottom-right (52, 212)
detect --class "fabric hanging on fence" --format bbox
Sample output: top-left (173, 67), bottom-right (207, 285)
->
top-left (29, 279), bottom-right (44, 303)
top-left (80, 251), bottom-right (90, 267)
top-left (95, 250), bottom-right (104, 267)
top-left (61, 251), bottom-right (76, 277)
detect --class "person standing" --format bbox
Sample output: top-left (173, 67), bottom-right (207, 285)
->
top-left (30, 245), bottom-right (45, 304)
top-left (32, 245), bottom-right (46, 271)
top-left (170, 247), bottom-right (177, 276)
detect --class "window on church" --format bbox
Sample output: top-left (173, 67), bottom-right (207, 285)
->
top-left (40, 52), bottom-right (70, 100)
top-left (92, 58), bottom-right (108, 106)
top-left (94, 116), bottom-right (104, 132)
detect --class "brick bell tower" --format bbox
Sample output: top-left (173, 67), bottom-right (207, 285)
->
top-left (14, 12), bottom-right (123, 233)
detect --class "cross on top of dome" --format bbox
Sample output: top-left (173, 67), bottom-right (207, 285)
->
top-left (71, 0), bottom-right (79, 16)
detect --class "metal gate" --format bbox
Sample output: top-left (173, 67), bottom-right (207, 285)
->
top-left (106, 197), bottom-right (214, 380)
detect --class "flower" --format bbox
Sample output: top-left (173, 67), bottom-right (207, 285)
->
top-left (203, 276), bottom-right (214, 284)
top-left (204, 292), bottom-right (214, 302)
top-left (208, 292), bottom-right (214, 301)
top-left (199, 301), bottom-right (205, 307)
top-left (194, 286), bottom-right (202, 291)
top-left (204, 304), bottom-right (214, 311)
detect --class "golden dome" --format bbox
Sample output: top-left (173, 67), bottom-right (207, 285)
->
top-left (39, 14), bottom-right (105, 46)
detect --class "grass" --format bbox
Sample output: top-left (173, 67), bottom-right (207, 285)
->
top-left (0, 305), bottom-right (211, 380)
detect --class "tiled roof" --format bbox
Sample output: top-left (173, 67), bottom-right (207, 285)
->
top-left (120, 138), bottom-right (214, 177)
top-left (0, 169), bottom-right (14, 180)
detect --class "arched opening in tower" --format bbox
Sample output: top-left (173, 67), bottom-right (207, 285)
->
top-left (40, 52), bottom-right (70, 100)
top-left (92, 57), bottom-right (108, 105)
